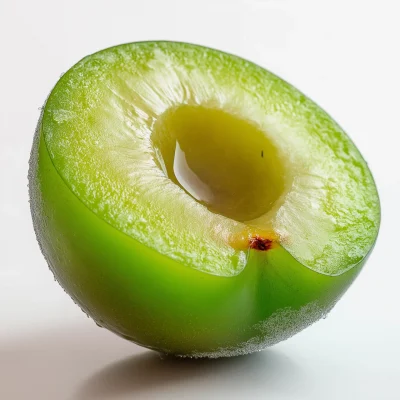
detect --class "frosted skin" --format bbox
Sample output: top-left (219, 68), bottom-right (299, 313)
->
top-left (30, 124), bottom-right (366, 357)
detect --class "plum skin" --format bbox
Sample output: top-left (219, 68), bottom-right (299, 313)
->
top-left (29, 114), bottom-right (370, 358)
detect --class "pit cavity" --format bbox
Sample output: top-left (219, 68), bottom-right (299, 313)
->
top-left (151, 105), bottom-right (286, 222)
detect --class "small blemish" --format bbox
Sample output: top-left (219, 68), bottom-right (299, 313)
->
top-left (261, 150), bottom-right (264, 158)
top-left (249, 235), bottom-right (273, 251)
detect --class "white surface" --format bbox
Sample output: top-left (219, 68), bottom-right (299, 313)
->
top-left (0, 0), bottom-right (399, 399)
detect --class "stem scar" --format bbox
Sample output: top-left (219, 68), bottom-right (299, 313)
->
top-left (249, 235), bottom-right (273, 251)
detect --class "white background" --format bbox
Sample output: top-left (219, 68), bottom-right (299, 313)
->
top-left (1, 0), bottom-right (399, 399)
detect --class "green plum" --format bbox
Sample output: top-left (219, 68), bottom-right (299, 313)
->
top-left (29, 42), bottom-right (380, 357)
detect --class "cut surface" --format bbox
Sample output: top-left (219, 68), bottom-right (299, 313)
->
top-left (41, 41), bottom-right (380, 276)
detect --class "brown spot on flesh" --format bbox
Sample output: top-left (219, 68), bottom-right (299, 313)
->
top-left (249, 235), bottom-right (273, 251)
top-left (226, 228), bottom-right (278, 251)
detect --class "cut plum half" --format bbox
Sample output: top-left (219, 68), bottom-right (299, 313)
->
top-left (30, 42), bottom-right (380, 357)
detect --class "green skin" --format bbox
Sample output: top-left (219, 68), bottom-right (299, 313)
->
top-left (30, 124), bottom-right (369, 356)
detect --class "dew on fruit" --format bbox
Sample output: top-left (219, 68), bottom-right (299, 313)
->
top-left (185, 302), bottom-right (324, 358)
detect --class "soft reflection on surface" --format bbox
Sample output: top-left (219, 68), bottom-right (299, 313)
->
top-left (76, 350), bottom-right (301, 400)
top-left (0, 323), bottom-right (305, 400)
